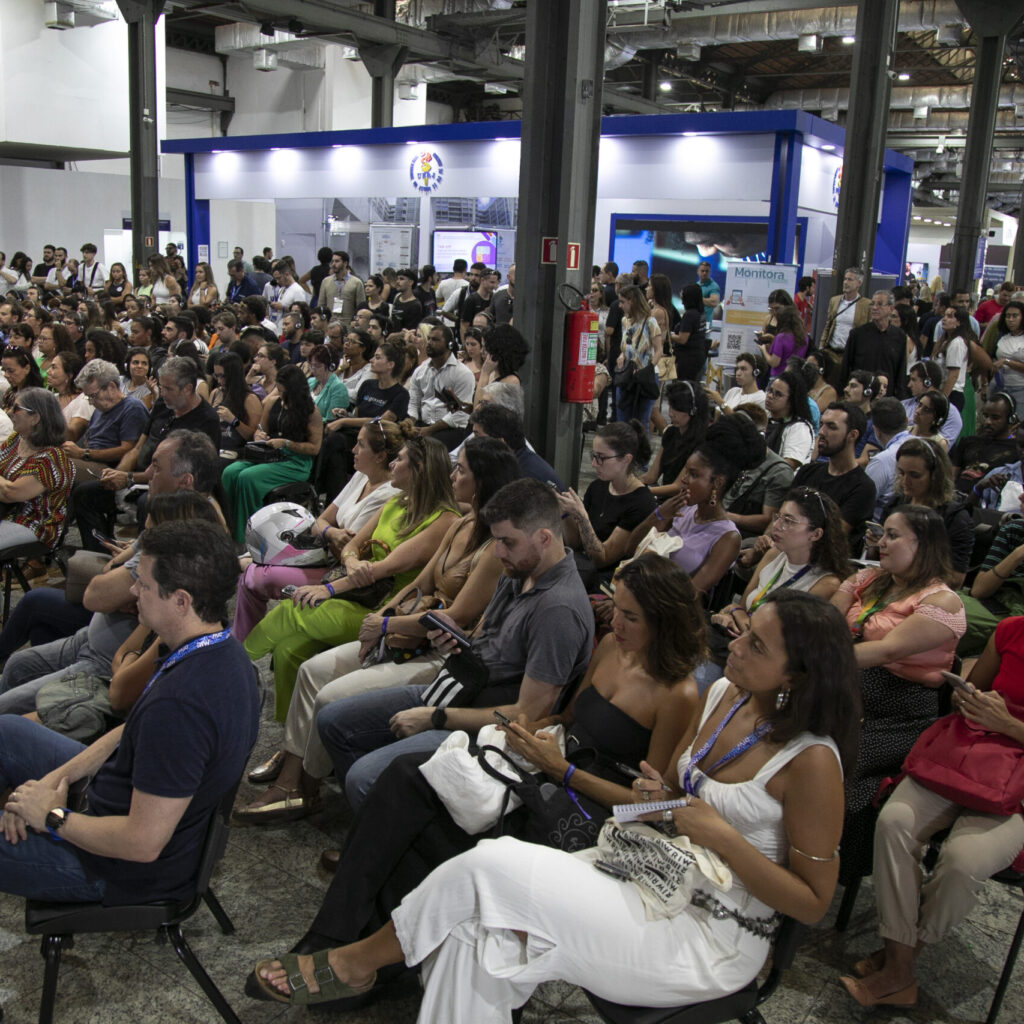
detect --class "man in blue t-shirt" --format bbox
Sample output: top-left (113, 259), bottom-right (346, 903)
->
top-left (61, 359), bottom-right (149, 474)
top-left (0, 520), bottom-right (259, 906)
top-left (697, 261), bottom-right (720, 327)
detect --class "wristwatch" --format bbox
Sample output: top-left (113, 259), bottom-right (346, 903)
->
top-left (430, 707), bottom-right (448, 730)
top-left (126, 472), bottom-right (135, 488)
top-left (45, 806), bottom-right (71, 841)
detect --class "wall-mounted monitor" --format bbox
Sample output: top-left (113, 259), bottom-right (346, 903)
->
top-left (432, 230), bottom-right (498, 273)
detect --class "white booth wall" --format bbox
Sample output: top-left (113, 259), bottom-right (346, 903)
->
top-left (196, 131), bottom-right (846, 273)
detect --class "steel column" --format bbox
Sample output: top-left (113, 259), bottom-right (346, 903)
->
top-left (830, 0), bottom-right (899, 285)
top-left (515, 0), bottom-right (607, 488)
top-left (1014, 174), bottom-right (1024, 287)
top-left (362, 0), bottom-right (404, 129)
top-left (117, 0), bottom-right (164, 279)
top-left (947, 32), bottom-right (1007, 289)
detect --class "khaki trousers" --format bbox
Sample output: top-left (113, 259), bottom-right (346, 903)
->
top-left (874, 775), bottom-right (1024, 947)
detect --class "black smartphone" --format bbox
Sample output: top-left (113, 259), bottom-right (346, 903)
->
top-left (594, 860), bottom-right (630, 882)
top-left (419, 612), bottom-right (472, 650)
top-left (493, 709), bottom-right (512, 727)
top-left (93, 531), bottom-right (117, 545)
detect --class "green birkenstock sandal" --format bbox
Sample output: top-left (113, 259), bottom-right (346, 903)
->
top-left (253, 949), bottom-right (377, 1005)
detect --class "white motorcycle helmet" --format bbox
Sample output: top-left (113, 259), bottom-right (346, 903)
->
top-left (244, 502), bottom-right (325, 567)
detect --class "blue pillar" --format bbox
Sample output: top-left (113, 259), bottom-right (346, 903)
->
top-left (873, 167), bottom-right (913, 280)
top-left (768, 131), bottom-right (802, 267)
top-left (183, 153), bottom-right (210, 289)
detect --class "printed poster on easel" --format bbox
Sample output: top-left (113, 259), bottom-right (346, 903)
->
top-left (716, 261), bottom-right (799, 370)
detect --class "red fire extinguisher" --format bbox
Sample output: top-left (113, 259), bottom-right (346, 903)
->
top-left (560, 287), bottom-right (599, 403)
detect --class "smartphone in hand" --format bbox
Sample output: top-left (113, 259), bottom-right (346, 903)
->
top-left (941, 670), bottom-right (977, 697)
top-left (419, 612), bottom-right (472, 650)
top-left (493, 709), bottom-right (512, 727)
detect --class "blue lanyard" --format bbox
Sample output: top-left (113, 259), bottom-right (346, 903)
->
top-left (683, 694), bottom-right (770, 797)
top-left (141, 629), bottom-right (232, 698)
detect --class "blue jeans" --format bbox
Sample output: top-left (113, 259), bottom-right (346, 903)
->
top-left (315, 685), bottom-right (450, 810)
top-left (0, 588), bottom-right (92, 664)
top-left (614, 386), bottom-right (656, 432)
top-left (0, 717), bottom-right (106, 901)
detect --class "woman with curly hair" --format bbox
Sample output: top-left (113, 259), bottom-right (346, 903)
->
top-left (473, 324), bottom-right (530, 407)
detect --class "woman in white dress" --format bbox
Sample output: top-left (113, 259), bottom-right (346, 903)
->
top-left (253, 590), bottom-right (860, 1020)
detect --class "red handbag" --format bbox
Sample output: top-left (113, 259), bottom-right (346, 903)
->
top-left (902, 707), bottom-right (1024, 816)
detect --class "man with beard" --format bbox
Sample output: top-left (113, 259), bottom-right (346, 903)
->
top-left (792, 401), bottom-right (876, 551)
top-left (405, 321), bottom-right (475, 450)
top-left (314, 478), bottom-right (594, 808)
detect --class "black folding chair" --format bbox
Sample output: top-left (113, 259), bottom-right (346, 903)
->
top-left (24, 779), bottom-right (245, 1024)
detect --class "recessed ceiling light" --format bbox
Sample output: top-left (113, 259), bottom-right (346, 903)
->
top-left (898, 72), bottom-right (911, 81)
top-left (659, 81), bottom-right (672, 92)
top-left (924, 218), bottom-right (933, 222)
top-left (842, 35), bottom-right (855, 45)
top-left (821, 143), bottom-right (836, 151)
top-left (913, 215), bottom-right (921, 220)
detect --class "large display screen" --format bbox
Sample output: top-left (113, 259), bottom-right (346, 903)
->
top-left (432, 231), bottom-right (498, 273)
top-left (610, 216), bottom-right (773, 310)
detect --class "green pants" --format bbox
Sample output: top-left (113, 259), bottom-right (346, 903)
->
top-left (244, 594), bottom-right (371, 720)
top-left (221, 450), bottom-right (313, 541)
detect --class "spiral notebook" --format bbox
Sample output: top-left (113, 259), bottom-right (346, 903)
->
top-left (613, 798), bottom-right (688, 824)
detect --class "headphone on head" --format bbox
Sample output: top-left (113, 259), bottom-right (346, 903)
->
top-left (992, 391), bottom-right (1021, 427)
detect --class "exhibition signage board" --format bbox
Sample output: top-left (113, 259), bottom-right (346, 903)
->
top-left (716, 261), bottom-right (799, 370)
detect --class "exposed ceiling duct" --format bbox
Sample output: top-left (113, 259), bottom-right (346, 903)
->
top-left (606, 1), bottom-right (966, 50)
top-left (214, 22), bottom-right (326, 70)
top-left (758, 84), bottom-right (1024, 112)
top-left (43, 0), bottom-right (118, 29)
top-left (885, 108), bottom-right (1023, 131)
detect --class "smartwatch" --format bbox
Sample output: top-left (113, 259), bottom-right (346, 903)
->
top-left (430, 707), bottom-right (448, 731)
top-left (45, 806), bottom-right (71, 841)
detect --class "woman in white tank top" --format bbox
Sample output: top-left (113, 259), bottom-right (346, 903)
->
top-left (250, 591), bottom-right (860, 1020)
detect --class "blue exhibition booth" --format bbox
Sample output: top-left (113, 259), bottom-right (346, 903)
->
top-left (163, 109), bottom-right (914, 297)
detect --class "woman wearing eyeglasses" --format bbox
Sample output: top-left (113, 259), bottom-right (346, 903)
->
top-left (0, 388), bottom-right (74, 550)
top-left (908, 388), bottom-right (948, 450)
top-left (557, 421), bottom-right (657, 588)
top-left (763, 369), bottom-right (815, 470)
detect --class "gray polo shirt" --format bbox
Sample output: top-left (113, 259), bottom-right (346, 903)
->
top-left (472, 552), bottom-right (594, 691)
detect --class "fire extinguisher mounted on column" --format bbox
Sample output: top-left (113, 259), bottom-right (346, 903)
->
top-left (557, 283), bottom-right (599, 403)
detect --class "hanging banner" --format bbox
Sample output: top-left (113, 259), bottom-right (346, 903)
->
top-left (716, 261), bottom-right (799, 370)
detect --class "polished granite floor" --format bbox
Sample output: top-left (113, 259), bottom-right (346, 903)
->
top-left (2, 438), bottom-right (1024, 1023)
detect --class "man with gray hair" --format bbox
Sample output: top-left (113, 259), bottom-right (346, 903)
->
top-left (841, 290), bottom-right (908, 397)
top-left (62, 359), bottom-right (149, 476)
top-left (73, 357), bottom-right (221, 549)
top-left (820, 267), bottom-right (871, 388)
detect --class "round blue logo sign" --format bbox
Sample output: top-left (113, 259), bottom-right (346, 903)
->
top-left (831, 165), bottom-right (843, 210)
top-left (410, 150), bottom-right (444, 193)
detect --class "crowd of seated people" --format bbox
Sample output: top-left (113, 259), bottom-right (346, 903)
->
top-left (2, 248), bottom-right (1024, 1022)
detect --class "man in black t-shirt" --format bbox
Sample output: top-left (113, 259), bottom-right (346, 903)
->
top-left (460, 268), bottom-right (498, 338)
top-left (792, 401), bottom-right (876, 552)
top-left (0, 520), bottom-right (259, 907)
top-left (389, 268), bottom-right (424, 332)
top-left (951, 395), bottom-right (1021, 494)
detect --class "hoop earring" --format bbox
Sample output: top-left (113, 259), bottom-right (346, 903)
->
top-left (775, 689), bottom-right (790, 712)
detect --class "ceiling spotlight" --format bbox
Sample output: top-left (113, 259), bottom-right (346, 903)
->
top-left (286, 19), bottom-right (304, 34)
top-left (841, 35), bottom-right (855, 45)
top-left (898, 72), bottom-right (911, 81)
top-left (659, 80), bottom-right (672, 92)
top-left (821, 143), bottom-right (836, 151)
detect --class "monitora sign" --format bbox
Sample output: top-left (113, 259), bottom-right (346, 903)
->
top-left (410, 150), bottom-right (444, 193)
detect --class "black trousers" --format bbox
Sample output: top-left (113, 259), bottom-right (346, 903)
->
top-left (309, 751), bottom-right (476, 944)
